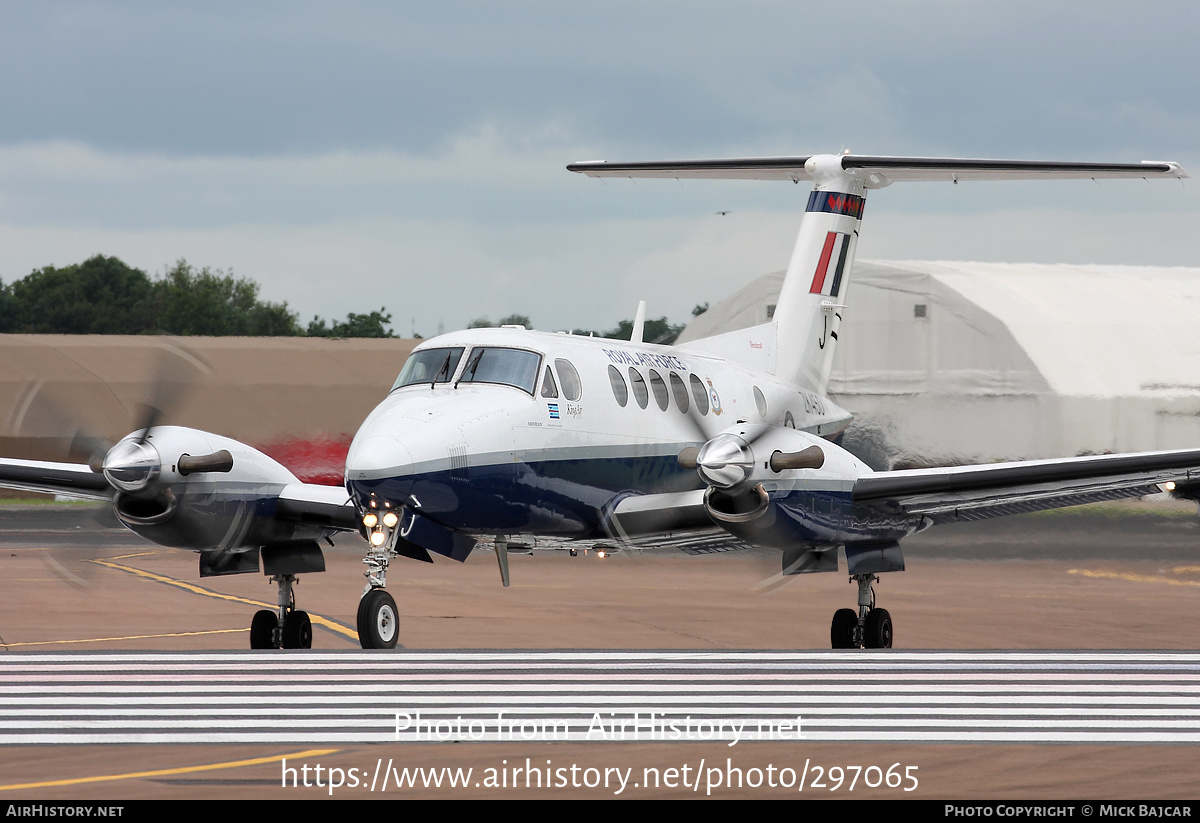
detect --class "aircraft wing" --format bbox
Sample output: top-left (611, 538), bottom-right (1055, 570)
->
top-left (567, 156), bottom-right (1188, 183)
top-left (852, 448), bottom-right (1200, 524)
top-left (273, 483), bottom-right (360, 531)
top-left (0, 456), bottom-right (360, 531)
top-left (0, 458), bottom-right (113, 501)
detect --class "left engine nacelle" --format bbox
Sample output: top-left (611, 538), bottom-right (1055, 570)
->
top-left (105, 426), bottom-right (332, 554)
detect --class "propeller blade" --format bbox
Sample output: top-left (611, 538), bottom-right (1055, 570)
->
top-left (133, 341), bottom-right (211, 444)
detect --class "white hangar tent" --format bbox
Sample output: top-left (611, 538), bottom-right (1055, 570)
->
top-left (678, 261), bottom-right (1200, 469)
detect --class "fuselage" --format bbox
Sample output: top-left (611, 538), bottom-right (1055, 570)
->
top-left (343, 326), bottom-right (861, 544)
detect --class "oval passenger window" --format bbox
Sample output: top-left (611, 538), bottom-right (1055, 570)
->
top-left (608, 365), bottom-right (628, 407)
top-left (689, 373), bottom-right (709, 415)
top-left (649, 369), bottom-right (669, 411)
top-left (628, 368), bottom-right (649, 410)
top-left (669, 372), bottom-right (689, 413)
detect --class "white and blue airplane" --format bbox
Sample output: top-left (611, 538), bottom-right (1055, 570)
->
top-left (1, 153), bottom-right (1197, 650)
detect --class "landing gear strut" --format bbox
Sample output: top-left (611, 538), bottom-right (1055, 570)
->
top-left (359, 534), bottom-right (399, 649)
top-left (830, 574), bottom-right (892, 649)
top-left (249, 573), bottom-right (312, 650)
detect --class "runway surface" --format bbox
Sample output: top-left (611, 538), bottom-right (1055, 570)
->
top-left (2, 502), bottom-right (1200, 798)
top-left (3, 650), bottom-right (1200, 746)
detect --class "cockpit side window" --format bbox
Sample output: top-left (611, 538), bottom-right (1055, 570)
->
top-left (392, 347), bottom-right (465, 390)
top-left (458, 347), bottom-right (541, 395)
top-left (540, 366), bottom-right (559, 398)
top-left (555, 359), bottom-right (582, 401)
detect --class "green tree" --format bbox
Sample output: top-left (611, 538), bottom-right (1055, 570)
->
top-left (466, 314), bottom-right (533, 330)
top-left (150, 260), bottom-right (302, 336)
top-left (307, 308), bottom-right (395, 338)
top-left (593, 316), bottom-right (685, 345)
top-left (1, 255), bottom-right (155, 333)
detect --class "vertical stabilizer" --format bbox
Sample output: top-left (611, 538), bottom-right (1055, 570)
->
top-left (773, 156), bottom-right (866, 392)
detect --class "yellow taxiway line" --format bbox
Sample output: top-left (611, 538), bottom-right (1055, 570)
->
top-left (87, 558), bottom-right (358, 640)
top-left (0, 749), bottom-right (340, 792)
top-left (1069, 568), bottom-right (1200, 588)
top-left (3, 628), bottom-right (247, 648)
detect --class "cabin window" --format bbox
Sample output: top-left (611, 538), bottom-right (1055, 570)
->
top-left (608, 365), bottom-right (628, 407)
top-left (540, 366), bottom-right (559, 398)
top-left (753, 386), bottom-right (767, 418)
top-left (457, 347), bottom-right (541, 394)
top-left (392, 347), bottom-right (464, 390)
top-left (555, 359), bottom-right (582, 401)
top-left (689, 373), bottom-right (709, 415)
top-left (648, 369), bottom-right (669, 411)
top-left (669, 372), bottom-right (689, 414)
top-left (628, 368), bottom-right (649, 409)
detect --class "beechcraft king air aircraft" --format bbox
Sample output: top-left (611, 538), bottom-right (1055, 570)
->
top-left (2, 153), bottom-right (1198, 650)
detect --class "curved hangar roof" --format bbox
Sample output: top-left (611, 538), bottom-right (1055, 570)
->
top-left (679, 261), bottom-right (1200, 400)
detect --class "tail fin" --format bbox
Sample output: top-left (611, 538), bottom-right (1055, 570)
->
top-left (568, 154), bottom-right (1187, 392)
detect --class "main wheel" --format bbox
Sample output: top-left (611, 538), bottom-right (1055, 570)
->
top-left (250, 609), bottom-right (277, 649)
top-left (358, 588), bottom-right (399, 649)
top-left (283, 610), bottom-right (313, 649)
top-left (831, 608), bottom-right (858, 649)
top-left (863, 608), bottom-right (893, 649)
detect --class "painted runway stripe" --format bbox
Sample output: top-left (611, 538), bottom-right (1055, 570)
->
top-left (1, 651), bottom-right (1198, 744)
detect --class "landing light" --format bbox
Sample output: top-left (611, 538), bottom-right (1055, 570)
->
top-left (1165, 481), bottom-right (1177, 492)
top-left (370, 529), bottom-right (386, 547)
top-left (363, 513), bottom-right (378, 528)
top-left (383, 511), bottom-right (399, 528)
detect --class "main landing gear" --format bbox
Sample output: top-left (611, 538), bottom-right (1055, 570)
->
top-left (250, 574), bottom-right (313, 649)
top-left (830, 574), bottom-right (893, 650)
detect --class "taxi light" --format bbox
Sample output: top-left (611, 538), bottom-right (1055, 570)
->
top-left (370, 529), bottom-right (386, 546)
top-left (382, 511), bottom-right (399, 528)
top-left (363, 513), bottom-right (379, 528)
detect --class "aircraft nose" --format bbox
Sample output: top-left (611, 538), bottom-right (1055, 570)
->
top-left (345, 435), bottom-right (414, 481)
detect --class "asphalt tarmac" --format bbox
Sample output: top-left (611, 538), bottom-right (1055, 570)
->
top-left (1, 499), bottom-right (1199, 800)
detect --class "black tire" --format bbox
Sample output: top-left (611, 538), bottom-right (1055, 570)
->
top-left (831, 608), bottom-right (858, 649)
top-left (863, 608), bottom-right (893, 649)
top-left (358, 589), bottom-right (399, 649)
top-left (250, 609), bottom-right (277, 650)
top-left (283, 610), bottom-right (313, 649)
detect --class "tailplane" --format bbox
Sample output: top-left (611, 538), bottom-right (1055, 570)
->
top-left (569, 154), bottom-right (1187, 392)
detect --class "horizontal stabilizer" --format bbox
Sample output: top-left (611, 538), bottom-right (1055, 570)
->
top-left (568, 155), bottom-right (1188, 186)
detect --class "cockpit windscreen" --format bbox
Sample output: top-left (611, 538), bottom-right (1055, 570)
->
top-left (392, 347), bottom-right (465, 390)
top-left (457, 347), bottom-right (541, 394)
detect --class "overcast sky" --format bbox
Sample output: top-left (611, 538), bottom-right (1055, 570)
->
top-left (2, 2), bottom-right (1197, 335)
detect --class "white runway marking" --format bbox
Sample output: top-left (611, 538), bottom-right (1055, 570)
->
top-left (1, 651), bottom-right (1198, 745)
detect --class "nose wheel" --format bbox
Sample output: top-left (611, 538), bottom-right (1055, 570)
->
top-left (358, 588), bottom-right (399, 649)
top-left (830, 575), bottom-right (893, 649)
